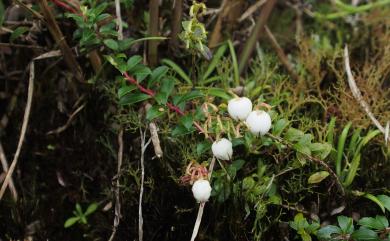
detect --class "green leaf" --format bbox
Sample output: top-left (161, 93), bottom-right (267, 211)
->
top-left (130, 65), bottom-right (151, 82)
top-left (272, 119), bottom-right (289, 136)
top-left (123, 36), bottom-right (167, 47)
top-left (300, 231), bottom-right (312, 241)
top-left (207, 88), bottom-right (231, 100)
top-left (285, 128), bottom-right (305, 142)
top-left (358, 216), bottom-right (387, 230)
top-left (154, 77), bottom-right (175, 105)
top-left (376, 215), bottom-right (389, 228)
top-left (308, 171), bottom-right (329, 184)
top-left (202, 43), bottom-right (227, 81)
top-left (176, 90), bottom-right (204, 105)
top-left (91, 2), bottom-right (108, 16)
top-left (64, 217), bottom-right (80, 228)
top-left (196, 141), bottom-right (211, 156)
top-left (10, 26), bottom-right (29, 42)
top-left (146, 106), bottom-right (165, 121)
top-left (103, 39), bottom-right (119, 50)
top-left (80, 215), bottom-right (88, 224)
top-left (85, 202), bottom-right (98, 216)
top-left (242, 176), bottom-right (255, 190)
top-left (231, 159), bottom-right (245, 171)
top-left (180, 115), bottom-right (193, 130)
top-left (336, 122), bottom-right (352, 176)
top-left (171, 124), bottom-right (195, 136)
top-left (326, 117), bottom-right (337, 145)
top-left (118, 85), bottom-right (137, 99)
top-left (377, 195), bottom-right (390, 212)
top-left (75, 203), bottom-right (83, 215)
top-left (310, 143), bottom-right (332, 160)
top-left (161, 59), bottom-right (192, 85)
top-left (293, 143), bottom-right (311, 156)
top-left (343, 154), bottom-right (360, 187)
top-left (149, 66), bottom-right (169, 87)
top-left (364, 193), bottom-right (385, 213)
top-left (338, 216), bottom-right (354, 234)
top-left (127, 55), bottom-right (143, 72)
top-left (227, 39), bottom-right (239, 85)
top-left (317, 225), bottom-right (342, 239)
top-left (119, 93), bottom-right (151, 105)
top-left (117, 38), bottom-right (136, 51)
top-left (351, 228), bottom-right (378, 240)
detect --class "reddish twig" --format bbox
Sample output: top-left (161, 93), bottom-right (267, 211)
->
top-left (122, 72), bottom-right (211, 140)
top-left (50, 0), bottom-right (79, 14)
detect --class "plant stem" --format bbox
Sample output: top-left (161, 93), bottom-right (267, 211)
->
top-left (266, 133), bottom-right (345, 196)
top-left (148, 0), bottom-right (159, 67)
top-left (37, 0), bottom-right (84, 82)
top-left (238, 0), bottom-right (276, 75)
top-left (170, 0), bottom-right (183, 47)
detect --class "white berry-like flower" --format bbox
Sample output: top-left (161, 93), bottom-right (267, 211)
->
top-left (246, 110), bottom-right (272, 135)
top-left (212, 138), bottom-right (233, 160)
top-left (228, 97), bottom-right (253, 121)
top-left (192, 179), bottom-right (212, 202)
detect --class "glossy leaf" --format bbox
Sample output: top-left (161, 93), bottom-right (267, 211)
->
top-left (119, 93), bottom-right (151, 105)
top-left (377, 195), bottom-right (390, 212)
top-left (308, 171), bottom-right (329, 184)
top-left (10, 26), bottom-right (29, 42)
top-left (103, 39), bottom-right (119, 50)
top-left (127, 55), bottom-right (143, 72)
top-left (146, 106), bottom-right (165, 121)
top-left (85, 202), bottom-right (98, 216)
top-left (64, 217), bottom-right (80, 228)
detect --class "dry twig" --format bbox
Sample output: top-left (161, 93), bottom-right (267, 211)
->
top-left (238, 0), bottom-right (267, 22)
top-left (37, 0), bottom-right (84, 82)
top-left (139, 129), bottom-right (152, 241)
top-left (108, 128), bottom-right (124, 241)
top-left (115, 0), bottom-right (123, 40)
top-left (46, 103), bottom-right (86, 135)
top-left (344, 46), bottom-right (390, 143)
top-left (0, 62), bottom-right (34, 200)
top-left (264, 26), bottom-right (300, 81)
top-left (267, 133), bottom-right (345, 196)
top-left (0, 143), bottom-right (18, 202)
top-left (0, 50), bottom-right (61, 200)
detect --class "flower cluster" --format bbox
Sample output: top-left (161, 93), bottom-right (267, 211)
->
top-left (191, 97), bottom-right (272, 203)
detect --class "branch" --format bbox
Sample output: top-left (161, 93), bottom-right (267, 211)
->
top-left (0, 62), bottom-right (34, 200)
top-left (266, 133), bottom-right (345, 196)
top-left (139, 129), bottom-right (152, 241)
top-left (115, 0), bottom-right (123, 40)
top-left (344, 46), bottom-right (390, 143)
top-left (0, 143), bottom-right (18, 202)
top-left (108, 128), bottom-right (124, 241)
top-left (37, 0), bottom-right (84, 82)
top-left (122, 72), bottom-right (211, 140)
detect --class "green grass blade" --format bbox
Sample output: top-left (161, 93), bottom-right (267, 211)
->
top-left (336, 122), bottom-right (352, 177)
top-left (161, 58), bottom-right (192, 85)
top-left (326, 117), bottom-right (337, 145)
top-left (343, 154), bottom-right (360, 187)
top-left (227, 40), bottom-right (239, 86)
top-left (347, 128), bottom-right (361, 157)
top-left (201, 43), bottom-right (227, 82)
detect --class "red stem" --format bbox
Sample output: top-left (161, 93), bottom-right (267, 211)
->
top-left (123, 72), bottom-right (211, 139)
top-left (50, 0), bottom-right (79, 14)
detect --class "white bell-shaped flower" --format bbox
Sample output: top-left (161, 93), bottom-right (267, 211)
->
top-left (246, 110), bottom-right (272, 135)
top-left (192, 179), bottom-right (212, 202)
top-left (212, 138), bottom-right (233, 160)
top-left (228, 97), bottom-right (252, 121)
